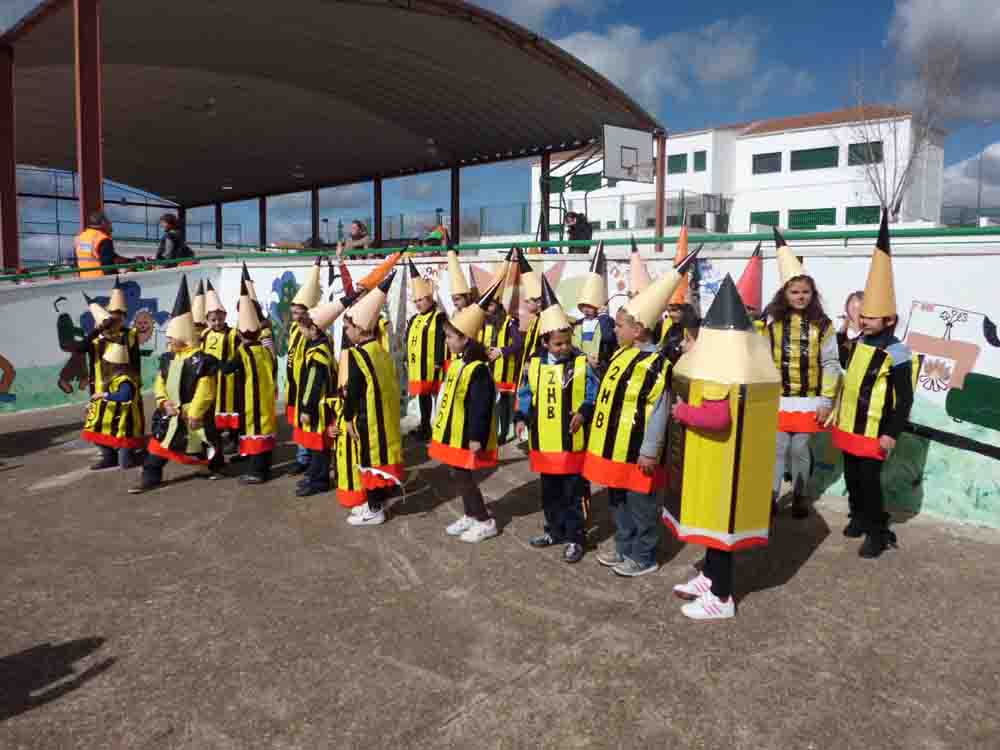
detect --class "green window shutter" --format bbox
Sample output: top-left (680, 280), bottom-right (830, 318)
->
top-left (693, 151), bottom-right (707, 172)
top-left (667, 154), bottom-right (688, 174)
top-left (788, 208), bottom-right (836, 229)
top-left (547, 176), bottom-right (566, 193)
top-left (790, 147), bottom-right (839, 171)
top-left (752, 152), bottom-right (782, 174)
top-left (606, 221), bottom-right (616, 230)
top-left (570, 172), bottom-right (603, 192)
top-left (846, 205), bottom-right (882, 224)
top-left (749, 210), bottom-right (780, 227)
top-left (848, 141), bottom-right (884, 166)
top-left (548, 223), bottom-right (563, 235)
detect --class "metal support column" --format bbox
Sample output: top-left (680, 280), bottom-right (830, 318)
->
top-left (177, 206), bottom-right (186, 243)
top-left (74, 0), bottom-right (104, 229)
top-left (654, 131), bottom-right (666, 253)
top-left (0, 45), bottom-right (18, 270)
top-left (450, 167), bottom-right (460, 246)
top-left (539, 152), bottom-right (551, 245)
top-left (214, 203), bottom-right (223, 249)
top-left (373, 177), bottom-right (383, 247)
top-left (258, 196), bottom-right (267, 248)
top-left (310, 187), bottom-right (320, 247)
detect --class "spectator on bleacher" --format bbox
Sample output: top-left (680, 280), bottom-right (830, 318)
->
top-left (565, 212), bottom-right (592, 255)
top-left (342, 220), bottom-right (373, 256)
top-left (155, 214), bottom-right (192, 263)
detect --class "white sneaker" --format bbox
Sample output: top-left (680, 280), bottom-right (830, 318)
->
top-left (347, 503), bottom-right (386, 526)
top-left (349, 504), bottom-right (366, 516)
top-left (681, 591), bottom-right (735, 620)
top-left (459, 518), bottom-right (498, 543)
top-left (673, 573), bottom-right (713, 601)
top-left (445, 515), bottom-right (475, 536)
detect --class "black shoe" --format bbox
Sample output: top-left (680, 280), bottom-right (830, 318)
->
top-left (241, 474), bottom-right (266, 485)
top-left (791, 493), bottom-right (809, 519)
top-left (529, 533), bottom-right (557, 548)
top-left (859, 529), bottom-right (897, 559)
top-left (288, 463), bottom-right (308, 476)
top-left (296, 484), bottom-right (327, 498)
top-left (90, 460), bottom-right (116, 471)
top-left (563, 543), bottom-right (584, 563)
top-left (843, 518), bottom-right (865, 538)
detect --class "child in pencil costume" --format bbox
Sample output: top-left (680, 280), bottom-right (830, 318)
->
top-left (130, 276), bottom-right (221, 493)
top-left (583, 247), bottom-right (700, 577)
top-left (192, 279), bottom-right (208, 340)
top-left (571, 241), bottom-right (617, 374)
top-left (514, 248), bottom-right (544, 387)
top-left (285, 259), bottom-right (324, 475)
top-left (200, 280), bottom-right (240, 454)
top-left (766, 228), bottom-right (841, 518)
top-left (405, 257), bottom-right (447, 440)
top-left (76, 278), bottom-right (142, 401)
top-left (663, 275), bottom-right (781, 619)
top-left (514, 276), bottom-right (598, 563)
top-left (335, 272), bottom-right (406, 526)
top-left (218, 279), bottom-right (278, 484)
top-left (430, 280), bottom-right (502, 544)
top-left (831, 211), bottom-right (915, 558)
top-left (293, 299), bottom-right (339, 498)
top-left (82, 342), bottom-right (145, 470)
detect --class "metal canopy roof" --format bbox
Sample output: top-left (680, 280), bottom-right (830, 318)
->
top-left (5, 0), bottom-right (660, 208)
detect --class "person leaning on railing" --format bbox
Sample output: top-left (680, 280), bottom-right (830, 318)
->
top-left (155, 213), bottom-right (194, 264)
top-left (75, 211), bottom-right (131, 277)
top-left (342, 220), bottom-right (373, 257)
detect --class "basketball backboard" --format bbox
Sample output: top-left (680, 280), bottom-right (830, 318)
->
top-left (603, 124), bottom-right (654, 184)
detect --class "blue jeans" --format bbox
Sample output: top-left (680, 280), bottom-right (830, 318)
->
top-left (608, 487), bottom-right (660, 568)
top-left (296, 443), bottom-right (310, 467)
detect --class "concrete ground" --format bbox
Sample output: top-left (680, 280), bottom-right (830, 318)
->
top-left (1, 401), bottom-right (998, 750)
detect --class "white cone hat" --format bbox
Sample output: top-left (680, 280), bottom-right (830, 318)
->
top-left (773, 227), bottom-right (805, 285)
top-left (292, 258), bottom-right (322, 307)
top-left (447, 249), bottom-right (470, 295)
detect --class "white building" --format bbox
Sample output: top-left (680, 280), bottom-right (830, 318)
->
top-left (530, 107), bottom-right (945, 235)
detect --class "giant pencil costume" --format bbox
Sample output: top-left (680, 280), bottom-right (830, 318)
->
top-left (285, 258), bottom-right (323, 423)
top-left (661, 274), bottom-right (780, 551)
top-left (230, 279), bottom-right (278, 458)
top-left (81, 342), bottom-right (145, 451)
top-left (515, 248), bottom-right (544, 387)
top-left (81, 279), bottom-right (141, 395)
top-left (200, 279), bottom-right (240, 430)
top-left (478, 249), bottom-right (520, 394)
top-left (405, 257), bottom-right (447, 395)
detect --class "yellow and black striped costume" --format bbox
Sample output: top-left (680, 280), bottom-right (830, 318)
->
top-left (147, 348), bottom-right (219, 465)
top-left (233, 342), bottom-right (277, 456)
top-left (82, 373), bottom-right (145, 450)
top-left (429, 358), bottom-right (498, 469)
top-left (201, 326), bottom-right (240, 430)
top-left (478, 315), bottom-right (518, 392)
top-left (767, 314), bottom-right (837, 433)
top-left (327, 395), bottom-right (365, 507)
top-left (88, 327), bottom-right (141, 395)
top-left (525, 353), bottom-right (589, 474)
top-left (285, 320), bottom-right (307, 423)
top-left (293, 337), bottom-right (336, 451)
top-left (343, 340), bottom-right (405, 487)
top-left (583, 347), bottom-right (671, 494)
top-left (406, 308), bottom-right (447, 395)
top-left (518, 315), bottom-right (542, 389)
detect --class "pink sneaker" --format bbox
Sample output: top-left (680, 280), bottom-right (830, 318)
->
top-left (681, 591), bottom-right (735, 620)
top-left (672, 573), bottom-right (712, 601)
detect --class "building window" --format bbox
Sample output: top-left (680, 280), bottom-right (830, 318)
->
top-left (621, 219), bottom-right (630, 229)
top-left (694, 151), bottom-right (707, 172)
top-left (749, 210), bottom-right (780, 227)
top-left (790, 146), bottom-right (839, 171)
top-left (667, 154), bottom-right (688, 174)
top-left (606, 220), bottom-right (617, 230)
top-left (848, 142), bottom-right (884, 166)
top-left (752, 152), bottom-right (782, 175)
top-left (570, 172), bottom-right (603, 192)
top-left (788, 208), bottom-right (836, 229)
top-left (846, 205), bottom-right (882, 224)
top-left (688, 213), bottom-right (706, 229)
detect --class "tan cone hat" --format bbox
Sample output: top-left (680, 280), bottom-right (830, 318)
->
top-left (347, 271), bottom-right (396, 332)
top-left (773, 227), bottom-right (805, 285)
top-left (538, 275), bottom-right (572, 335)
top-left (447, 249), bottom-right (470, 295)
top-left (108, 277), bottom-right (128, 313)
top-left (578, 241), bottom-right (608, 309)
top-left (623, 245), bottom-right (702, 329)
top-left (204, 279), bottom-right (225, 314)
top-left (237, 278), bottom-right (261, 333)
top-left (517, 248), bottom-right (542, 300)
top-left (629, 236), bottom-right (651, 295)
top-left (165, 275), bottom-right (196, 345)
top-left (670, 227), bottom-right (691, 305)
top-left (337, 349), bottom-right (350, 389)
top-left (241, 263), bottom-right (259, 303)
top-left (83, 293), bottom-right (112, 327)
top-left (407, 258), bottom-right (434, 301)
top-left (861, 210), bottom-right (897, 317)
top-left (192, 279), bottom-right (207, 325)
top-left (490, 248), bottom-right (516, 302)
top-left (451, 277), bottom-right (502, 339)
top-left (674, 274), bottom-right (779, 385)
top-left (307, 297), bottom-right (349, 331)
top-left (101, 341), bottom-right (130, 365)
top-left (292, 258), bottom-right (323, 307)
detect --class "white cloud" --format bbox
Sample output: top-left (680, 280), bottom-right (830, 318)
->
top-left (400, 180), bottom-right (438, 201)
top-left (942, 141), bottom-right (1000, 207)
top-left (475, 0), bottom-right (608, 32)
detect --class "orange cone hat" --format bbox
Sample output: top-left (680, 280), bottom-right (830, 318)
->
top-left (357, 252), bottom-right (401, 291)
top-left (669, 227), bottom-right (690, 305)
top-left (735, 242), bottom-right (763, 311)
top-left (629, 235), bottom-right (651, 295)
top-left (347, 271), bottom-right (396, 332)
top-left (860, 210), bottom-right (897, 317)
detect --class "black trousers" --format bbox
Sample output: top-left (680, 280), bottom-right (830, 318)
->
top-left (842, 452), bottom-right (888, 532)
top-left (704, 548), bottom-right (733, 600)
top-left (305, 448), bottom-right (331, 491)
top-left (418, 394), bottom-right (434, 436)
top-left (540, 473), bottom-right (585, 544)
top-left (451, 467), bottom-right (490, 521)
top-left (496, 394), bottom-right (513, 442)
top-left (367, 486), bottom-right (390, 513)
top-left (248, 451), bottom-right (272, 479)
top-left (141, 447), bottom-right (223, 486)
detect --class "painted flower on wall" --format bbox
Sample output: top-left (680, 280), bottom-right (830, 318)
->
top-left (268, 272), bottom-right (300, 357)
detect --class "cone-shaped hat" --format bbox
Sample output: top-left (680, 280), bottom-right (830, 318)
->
top-left (204, 279), bottom-right (225, 314)
top-left (773, 227), bottom-right (805, 285)
top-left (538, 275), bottom-right (572, 335)
top-left (447, 249), bottom-right (470, 295)
top-left (490, 247), bottom-right (516, 303)
top-left (578, 241), bottom-right (608, 309)
top-left (348, 271), bottom-right (396, 331)
top-left (735, 242), bottom-right (763, 311)
top-left (241, 263), bottom-right (259, 302)
top-left (623, 245), bottom-right (702, 329)
top-left (101, 341), bottom-right (130, 365)
top-left (629, 235), bottom-right (651, 294)
top-left (307, 298), bottom-right (347, 331)
top-left (451, 276), bottom-right (501, 339)
top-left (517, 248), bottom-right (542, 300)
top-left (860, 210), bottom-right (897, 317)
top-left (674, 275), bottom-right (780, 385)
top-left (165, 275), bottom-right (196, 345)
top-left (108, 276), bottom-right (128, 313)
top-left (83, 292), bottom-right (111, 327)
top-left (191, 279), bottom-right (207, 325)
top-left (670, 228), bottom-right (691, 305)
top-left (292, 257), bottom-right (322, 308)
top-left (237, 278), bottom-right (261, 333)
top-left (407, 257), bottom-right (434, 301)
top-left (357, 252), bottom-right (401, 291)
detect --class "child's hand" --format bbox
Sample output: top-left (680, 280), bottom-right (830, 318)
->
top-left (300, 413), bottom-right (311, 429)
top-left (878, 435), bottom-right (896, 455)
top-left (637, 455), bottom-right (658, 476)
top-left (469, 440), bottom-right (482, 454)
top-left (569, 413), bottom-right (583, 434)
top-left (346, 421), bottom-right (360, 442)
top-left (327, 424), bottom-right (340, 438)
top-left (514, 421), bottom-right (526, 441)
top-left (487, 348), bottom-right (501, 362)
top-left (816, 405), bottom-right (832, 424)
top-left (91, 392), bottom-right (107, 401)
top-left (163, 400), bottom-right (179, 416)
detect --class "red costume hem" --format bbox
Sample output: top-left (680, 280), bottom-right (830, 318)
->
top-left (408, 381), bottom-right (442, 396)
top-left (239, 435), bottom-right (276, 456)
top-left (778, 410), bottom-right (827, 433)
top-left (148, 438), bottom-right (208, 465)
top-left (660, 514), bottom-right (769, 552)
top-left (428, 440), bottom-right (498, 470)
top-left (81, 430), bottom-right (146, 450)
top-left (529, 450), bottom-right (585, 475)
top-left (832, 427), bottom-right (886, 460)
top-left (337, 488), bottom-right (367, 508)
top-left (495, 382), bottom-right (517, 393)
top-left (292, 427), bottom-right (331, 451)
top-left (285, 405), bottom-right (296, 423)
top-left (360, 464), bottom-right (406, 489)
top-left (582, 453), bottom-right (665, 495)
